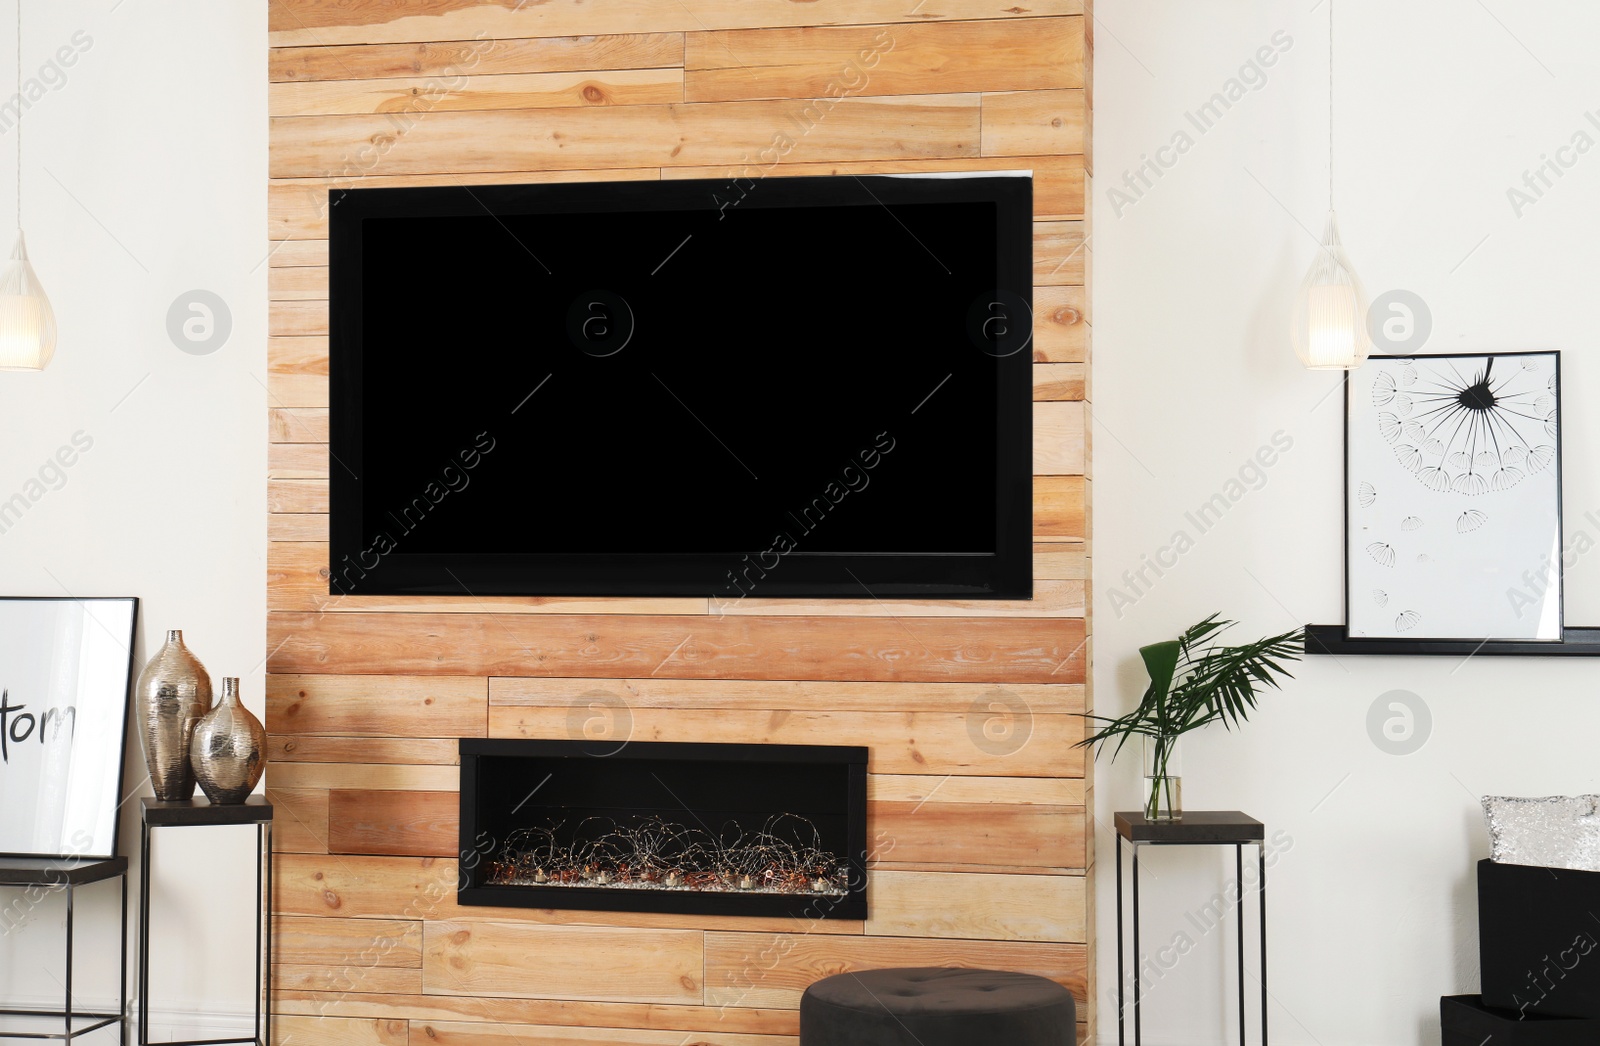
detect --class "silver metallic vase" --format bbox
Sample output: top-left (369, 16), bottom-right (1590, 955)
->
top-left (136, 629), bottom-right (213, 801)
top-left (191, 677), bottom-right (266, 805)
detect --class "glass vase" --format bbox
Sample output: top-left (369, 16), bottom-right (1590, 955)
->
top-left (1142, 734), bottom-right (1182, 822)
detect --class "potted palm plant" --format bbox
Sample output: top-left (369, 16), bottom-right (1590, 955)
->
top-left (1078, 615), bottom-right (1303, 821)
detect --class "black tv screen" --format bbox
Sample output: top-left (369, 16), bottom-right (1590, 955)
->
top-left (329, 173), bottom-right (1032, 599)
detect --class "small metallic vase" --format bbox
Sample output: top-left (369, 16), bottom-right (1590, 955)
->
top-left (191, 676), bottom-right (266, 805)
top-left (136, 629), bottom-right (212, 801)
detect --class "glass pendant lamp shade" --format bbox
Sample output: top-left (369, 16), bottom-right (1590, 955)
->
top-left (1291, 210), bottom-right (1369, 371)
top-left (0, 231), bottom-right (56, 371)
top-left (3, 7), bottom-right (56, 373)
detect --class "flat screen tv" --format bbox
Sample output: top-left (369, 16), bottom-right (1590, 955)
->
top-left (328, 173), bottom-right (1033, 600)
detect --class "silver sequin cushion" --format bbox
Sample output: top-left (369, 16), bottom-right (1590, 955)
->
top-left (1483, 795), bottom-right (1600, 872)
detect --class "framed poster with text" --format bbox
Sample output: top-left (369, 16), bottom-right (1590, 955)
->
top-left (0, 597), bottom-right (137, 859)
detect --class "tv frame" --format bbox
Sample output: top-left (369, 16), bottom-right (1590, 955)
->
top-left (328, 173), bottom-right (1034, 600)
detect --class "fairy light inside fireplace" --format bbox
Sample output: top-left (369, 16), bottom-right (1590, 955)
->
top-left (458, 739), bottom-right (869, 919)
top-left (487, 813), bottom-right (849, 897)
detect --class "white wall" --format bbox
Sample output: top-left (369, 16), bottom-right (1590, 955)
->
top-left (0, 0), bottom-right (265, 1034)
top-left (1093, 2), bottom-right (1600, 1043)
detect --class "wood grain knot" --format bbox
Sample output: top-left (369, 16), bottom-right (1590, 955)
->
top-left (1052, 307), bottom-right (1082, 326)
top-left (581, 84), bottom-right (606, 103)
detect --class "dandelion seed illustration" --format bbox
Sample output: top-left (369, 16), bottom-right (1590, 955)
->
top-left (1490, 467), bottom-right (1523, 492)
top-left (1416, 554), bottom-right (1432, 563)
top-left (1374, 355), bottom-right (1557, 496)
top-left (1373, 589), bottom-right (1389, 607)
top-left (1373, 372), bottom-right (1397, 406)
top-left (1357, 482), bottom-right (1377, 508)
top-left (1395, 610), bottom-right (1421, 631)
top-left (1367, 542), bottom-right (1396, 567)
top-left (1401, 516), bottom-right (1424, 531)
top-left (1457, 509), bottom-right (1488, 533)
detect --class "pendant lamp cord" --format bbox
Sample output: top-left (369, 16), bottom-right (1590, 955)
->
top-left (1324, 0), bottom-right (1337, 214)
top-left (15, 0), bottom-right (20, 228)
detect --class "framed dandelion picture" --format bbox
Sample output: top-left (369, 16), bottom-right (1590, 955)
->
top-left (1346, 352), bottom-right (1562, 641)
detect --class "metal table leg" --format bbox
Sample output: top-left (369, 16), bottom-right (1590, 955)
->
top-left (121, 872), bottom-right (129, 1046)
top-left (263, 822), bottom-right (272, 1046)
top-left (1259, 843), bottom-right (1268, 1045)
top-left (1116, 834), bottom-right (1124, 1046)
top-left (1132, 841), bottom-right (1141, 1046)
top-left (139, 821), bottom-right (150, 1046)
top-left (1235, 844), bottom-right (1244, 1046)
top-left (64, 883), bottom-right (73, 1042)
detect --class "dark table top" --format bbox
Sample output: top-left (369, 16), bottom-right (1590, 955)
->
top-left (0, 855), bottom-right (128, 886)
top-left (142, 795), bottom-right (274, 827)
top-left (1115, 810), bottom-right (1264, 843)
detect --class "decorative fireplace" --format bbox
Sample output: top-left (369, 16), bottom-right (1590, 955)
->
top-left (458, 739), bottom-right (868, 919)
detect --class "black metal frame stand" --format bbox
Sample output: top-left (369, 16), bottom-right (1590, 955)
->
top-left (137, 798), bottom-right (272, 1046)
top-left (1114, 811), bottom-right (1268, 1046)
top-left (0, 856), bottom-right (128, 1043)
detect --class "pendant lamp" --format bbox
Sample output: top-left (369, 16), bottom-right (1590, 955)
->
top-left (0, 0), bottom-right (54, 372)
top-left (1291, 0), bottom-right (1368, 371)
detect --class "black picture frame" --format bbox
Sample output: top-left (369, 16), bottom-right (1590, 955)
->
top-left (327, 174), bottom-right (1034, 600)
top-left (1342, 351), bottom-right (1562, 646)
top-left (0, 595), bottom-right (138, 860)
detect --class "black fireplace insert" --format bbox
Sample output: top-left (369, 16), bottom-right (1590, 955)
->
top-left (458, 738), bottom-right (868, 919)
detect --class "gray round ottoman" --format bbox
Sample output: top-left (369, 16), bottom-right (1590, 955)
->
top-left (799, 967), bottom-right (1076, 1046)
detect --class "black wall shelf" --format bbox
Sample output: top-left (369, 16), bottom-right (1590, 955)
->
top-left (1305, 624), bottom-right (1600, 657)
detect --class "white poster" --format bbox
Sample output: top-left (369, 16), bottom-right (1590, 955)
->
top-left (1346, 353), bottom-right (1561, 641)
top-left (0, 598), bottom-right (136, 857)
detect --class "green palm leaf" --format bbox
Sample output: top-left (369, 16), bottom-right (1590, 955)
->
top-left (1078, 615), bottom-right (1302, 757)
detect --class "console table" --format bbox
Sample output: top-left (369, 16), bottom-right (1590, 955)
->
top-left (138, 797), bottom-right (272, 1046)
top-left (1115, 810), bottom-right (1268, 1046)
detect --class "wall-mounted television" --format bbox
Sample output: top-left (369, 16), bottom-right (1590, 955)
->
top-left (328, 173), bottom-right (1033, 600)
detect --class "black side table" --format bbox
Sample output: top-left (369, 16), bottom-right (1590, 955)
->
top-left (0, 856), bottom-right (127, 1042)
top-left (1115, 811), bottom-right (1267, 1046)
top-left (138, 797), bottom-right (272, 1046)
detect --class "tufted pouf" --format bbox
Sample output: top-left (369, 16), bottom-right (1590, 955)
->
top-left (799, 967), bottom-right (1076, 1046)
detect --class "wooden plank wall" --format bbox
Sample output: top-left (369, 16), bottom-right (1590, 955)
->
top-left (265, 2), bottom-right (1092, 1044)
